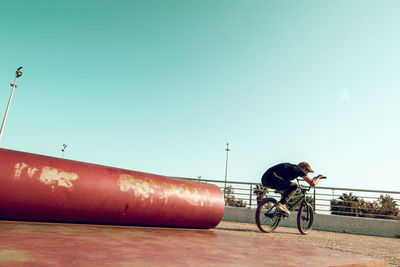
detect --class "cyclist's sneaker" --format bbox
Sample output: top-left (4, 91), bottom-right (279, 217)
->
top-left (276, 203), bottom-right (291, 215)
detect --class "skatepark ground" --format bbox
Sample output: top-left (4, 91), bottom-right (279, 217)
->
top-left (0, 219), bottom-right (398, 266)
top-left (217, 221), bottom-right (399, 266)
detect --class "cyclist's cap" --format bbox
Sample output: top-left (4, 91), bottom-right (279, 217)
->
top-left (298, 162), bottom-right (314, 173)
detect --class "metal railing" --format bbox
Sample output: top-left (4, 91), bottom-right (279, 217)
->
top-left (181, 177), bottom-right (400, 220)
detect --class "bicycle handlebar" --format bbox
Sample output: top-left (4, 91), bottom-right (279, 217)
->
top-left (296, 175), bottom-right (327, 190)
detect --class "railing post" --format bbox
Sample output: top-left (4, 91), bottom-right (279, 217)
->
top-left (313, 188), bottom-right (316, 214)
top-left (249, 185), bottom-right (252, 208)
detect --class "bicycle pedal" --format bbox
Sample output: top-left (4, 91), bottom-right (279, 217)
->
top-left (282, 214), bottom-right (289, 219)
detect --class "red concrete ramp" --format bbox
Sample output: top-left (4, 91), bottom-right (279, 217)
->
top-left (0, 220), bottom-right (386, 266)
top-left (0, 148), bottom-right (224, 228)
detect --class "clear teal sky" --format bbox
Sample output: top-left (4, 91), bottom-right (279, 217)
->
top-left (1, 1), bottom-right (399, 191)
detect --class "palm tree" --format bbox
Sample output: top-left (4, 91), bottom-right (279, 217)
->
top-left (331, 193), bottom-right (361, 216)
top-left (376, 194), bottom-right (399, 219)
top-left (253, 184), bottom-right (268, 205)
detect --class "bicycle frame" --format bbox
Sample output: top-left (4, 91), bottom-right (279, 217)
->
top-left (286, 179), bottom-right (311, 212)
top-left (286, 192), bottom-right (307, 211)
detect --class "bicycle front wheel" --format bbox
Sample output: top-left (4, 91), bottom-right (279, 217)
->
top-left (255, 198), bottom-right (281, 233)
top-left (297, 202), bottom-right (314, 234)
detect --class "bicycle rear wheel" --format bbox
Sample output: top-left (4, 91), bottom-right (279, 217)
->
top-left (297, 202), bottom-right (314, 234)
top-left (255, 198), bottom-right (281, 233)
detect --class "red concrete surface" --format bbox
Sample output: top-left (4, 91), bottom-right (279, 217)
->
top-left (0, 148), bottom-right (224, 228)
top-left (0, 220), bottom-right (385, 266)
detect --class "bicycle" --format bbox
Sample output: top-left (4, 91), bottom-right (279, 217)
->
top-left (255, 177), bottom-right (326, 235)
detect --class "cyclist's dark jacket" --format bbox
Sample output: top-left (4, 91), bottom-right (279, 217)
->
top-left (262, 163), bottom-right (306, 184)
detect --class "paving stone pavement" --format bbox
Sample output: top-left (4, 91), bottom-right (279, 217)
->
top-left (216, 221), bottom-right (400, 267)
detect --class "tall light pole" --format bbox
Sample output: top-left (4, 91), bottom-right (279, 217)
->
top-left (0, 67), bottom-right (23, 143)
top-left (224, 142), bottom-right (230, 197)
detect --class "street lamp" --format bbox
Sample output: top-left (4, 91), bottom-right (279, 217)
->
top-left (0, 67), bottom-right (23, 142)
top-left (61, 144), bottom-right (68, 158)
top-left (224, 142), bottom-right (230, 197)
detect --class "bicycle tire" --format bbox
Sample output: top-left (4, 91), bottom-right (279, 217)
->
top-left (297, 202), bottom-right (314, 234)
top-left (255, 198), bottom-right (282, 233)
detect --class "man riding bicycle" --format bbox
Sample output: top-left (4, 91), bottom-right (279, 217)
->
top-left (261, 162), bottom-right (323, 215)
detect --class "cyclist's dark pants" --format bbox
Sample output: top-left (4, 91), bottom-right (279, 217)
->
top-left (262, 175), bottom-right (298, 205)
